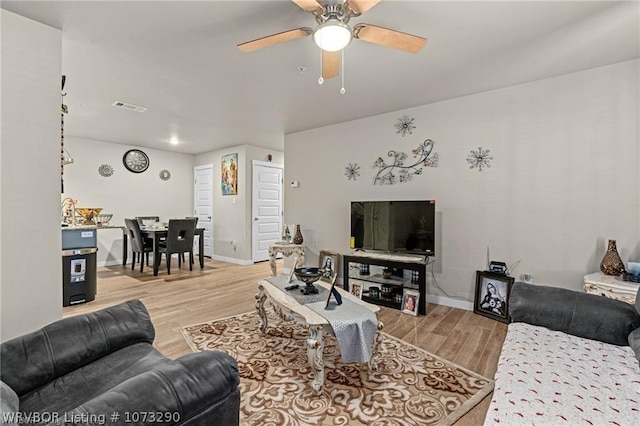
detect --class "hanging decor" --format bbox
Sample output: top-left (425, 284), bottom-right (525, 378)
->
top-left (221, 153), bottom-right (238, 195)
top-left (466, 147), bottom-right (494, 172)
top-left (344, 163), bottom-right (360, 181)
top-left (98, 164), bottom-right (114, 177)
top-left (373, 139), bottom-right (438, 185)
top-left (394, 115), bottom-right (416, 137)
top-left (159, 169), bottom-right (171, 181)
top-left (61, 75), bottom-right (69, 193)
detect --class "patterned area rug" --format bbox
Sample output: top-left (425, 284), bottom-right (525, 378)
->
top-left (180, 310), bottom-right (493, 426)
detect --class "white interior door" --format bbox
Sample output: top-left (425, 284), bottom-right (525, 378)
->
top-left (194, 164), bottom-right (214, 258)
top-left (252, 161), bottom-right (283, 262)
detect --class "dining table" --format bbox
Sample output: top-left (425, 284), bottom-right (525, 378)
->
top-left (122, 226), bottom-right (205, 276)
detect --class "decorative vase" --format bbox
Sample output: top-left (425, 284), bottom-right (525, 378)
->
top-left (600, 239), bottom-right (625, 276)
top-left (293, 225), bottom-right (304, 245)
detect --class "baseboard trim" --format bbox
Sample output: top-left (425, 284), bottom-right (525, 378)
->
top-left (104, 256), bottom-right (254, 268)
top-left (211, 255), bottom-right (253, 266)
top-left (98, 259), bottom-right (123, 268)
top-left (424, 294), bottom-right (474, 311)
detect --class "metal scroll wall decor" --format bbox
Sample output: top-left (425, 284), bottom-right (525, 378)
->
top-left (344, 163), bottom-right (360, 181)
top-left (373, 139), bottom-right (439, 185)
top-left (466, 146), bottom-right (494, 172)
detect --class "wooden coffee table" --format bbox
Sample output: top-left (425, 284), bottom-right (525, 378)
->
top-left (255, 277), bottom-right (384, 394)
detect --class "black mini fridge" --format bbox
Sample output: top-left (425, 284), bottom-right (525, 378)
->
top-left (62, 228), bottom-right (98, 306)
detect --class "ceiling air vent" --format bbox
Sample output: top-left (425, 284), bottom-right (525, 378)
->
top-left (112, 101), bottom-right (147, 113)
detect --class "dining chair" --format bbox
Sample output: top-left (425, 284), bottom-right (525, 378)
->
top-left (135, 216), bottom-right (160, 227)
top-left (124, 218), bottom-right (154, 272)
top-left (184, 217), bottom-right (199, 264)
top-left (159, 219), bottom-right (195, 274)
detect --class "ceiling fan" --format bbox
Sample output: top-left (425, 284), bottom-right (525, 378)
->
top-left (237, 0), bottom-right (427, 86)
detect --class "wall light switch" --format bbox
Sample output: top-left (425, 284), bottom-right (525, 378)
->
top-left (232, 198), bottom-right (236, 204)
top-left (291, 181), bottom-right (300, 188)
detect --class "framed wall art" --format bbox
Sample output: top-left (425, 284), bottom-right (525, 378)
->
top-left (221, 153), bottom-right (238, 195)
top-left (473, 270), bottom-right (514, 323)
top-left (318, 250), bottom-right (340, 283)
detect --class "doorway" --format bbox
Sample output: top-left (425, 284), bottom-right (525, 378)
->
top-left (194, 164), bottom-right (214, 258)
top-left (252, 161), bottom-right (283, 262)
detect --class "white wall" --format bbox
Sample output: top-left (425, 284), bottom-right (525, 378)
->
top-left (1, 10), bottom-right (63, 341)
top-left (64, 137), bottom-right (195, 265)
top-left (195, 145), bottom-right (283, 263)
top-left (285, 60), bottom-right (639, 307)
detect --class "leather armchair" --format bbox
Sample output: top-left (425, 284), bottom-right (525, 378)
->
top-left (0, 300), bottom-right (239, 425)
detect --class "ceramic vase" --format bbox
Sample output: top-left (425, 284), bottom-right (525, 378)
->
top-left (600, 239), bottom-right (625, 276)
top-left (293, 224), bottom-right (304, 245)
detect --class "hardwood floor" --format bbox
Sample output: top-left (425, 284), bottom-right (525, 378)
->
top-left (64, 258), bottom-right (507, 425)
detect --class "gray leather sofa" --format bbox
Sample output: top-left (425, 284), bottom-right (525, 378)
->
top-left (0, 299), bottom-right (239, 425)
top-left (509, 281), bottom-right (640, 345)
top-left (485, 283), bottom-right (640, 425)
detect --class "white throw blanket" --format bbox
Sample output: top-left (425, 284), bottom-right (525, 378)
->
top-left (306, 300), bottom-right (377, 364)
top-left (485, 322), bottom-right (640, 426)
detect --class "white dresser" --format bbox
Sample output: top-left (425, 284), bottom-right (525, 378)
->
top-left (583, 272), bottom-right (638, 305)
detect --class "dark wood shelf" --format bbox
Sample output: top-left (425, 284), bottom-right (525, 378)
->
top-left (362, 295), bottom-right (401, 309)
top-left (344, 253), bottom-right (427, 315)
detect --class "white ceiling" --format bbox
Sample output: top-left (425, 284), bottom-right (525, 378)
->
top-left (2, 1), bottom-right (639, 155)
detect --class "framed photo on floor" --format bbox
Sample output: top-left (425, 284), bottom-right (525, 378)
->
top-left (473, 271), bottom-right (514, 323)
top-left (318, 250), bottom-right (340, 283)
top-left (350, 281), bottom-right (363, 299)
top-left (401, 289), bottom-right (420, 316)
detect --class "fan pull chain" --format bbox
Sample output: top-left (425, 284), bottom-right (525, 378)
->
top-left (340, 49), bottom-right (346, 95)
top-left (318, 48), bottom-right (324, 85)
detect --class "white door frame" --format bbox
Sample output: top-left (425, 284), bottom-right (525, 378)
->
top-left (194, 164), bottom-right (214, 258)
top-left (252, 161), bottom-right (284, 262)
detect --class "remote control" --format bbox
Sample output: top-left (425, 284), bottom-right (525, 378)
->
top-left (284, 284), bottom-right (299, 291)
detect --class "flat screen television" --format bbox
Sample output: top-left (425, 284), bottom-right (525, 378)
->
top-left (350, 200), bottom-right (435, 256)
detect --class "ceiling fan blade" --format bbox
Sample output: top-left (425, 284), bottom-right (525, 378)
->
top-left (354, 23), bottom-right (427, 54)
top-left (347, 0), bottom-right (381, 15)
top-left (291, 0), bottom-right (323, 12)
top-left (237, 28), bottom-right (313, 53)
top-left (322, 50), bottom-right (340, 80)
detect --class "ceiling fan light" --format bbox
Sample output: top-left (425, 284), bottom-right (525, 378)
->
top-left (313, 21), bottom-right (352, 52)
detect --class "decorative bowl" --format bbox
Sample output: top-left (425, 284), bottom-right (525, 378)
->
top-left (294, 267), bottom-right (326, 295)
top-left (294, 267), bottom-right (325, 284)
top-left (96, 213), bottom-right (113, 227)
top-left (75, 207), bottom-right (103, 225)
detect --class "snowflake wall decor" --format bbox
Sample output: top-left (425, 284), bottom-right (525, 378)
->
top-left (373, 139), bottom-right (438, 185)
top-left (98, 164), bottom-right (114, 177)
top-left (345, 163), bottom-right (360, 181)
top-left (466, 147), bottom-right (494, 172)
top-left (394, 115), bottom-right (416, 137)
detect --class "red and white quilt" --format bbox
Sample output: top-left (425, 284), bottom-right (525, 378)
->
top-left (485, 322), bottom-right (640, 425)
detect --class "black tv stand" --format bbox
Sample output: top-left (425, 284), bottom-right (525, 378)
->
top-left (343, 251), bottom-right (427, 315)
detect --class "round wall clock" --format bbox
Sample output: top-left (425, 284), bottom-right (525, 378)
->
top-left (122, 149), bottom-right (149, 173)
